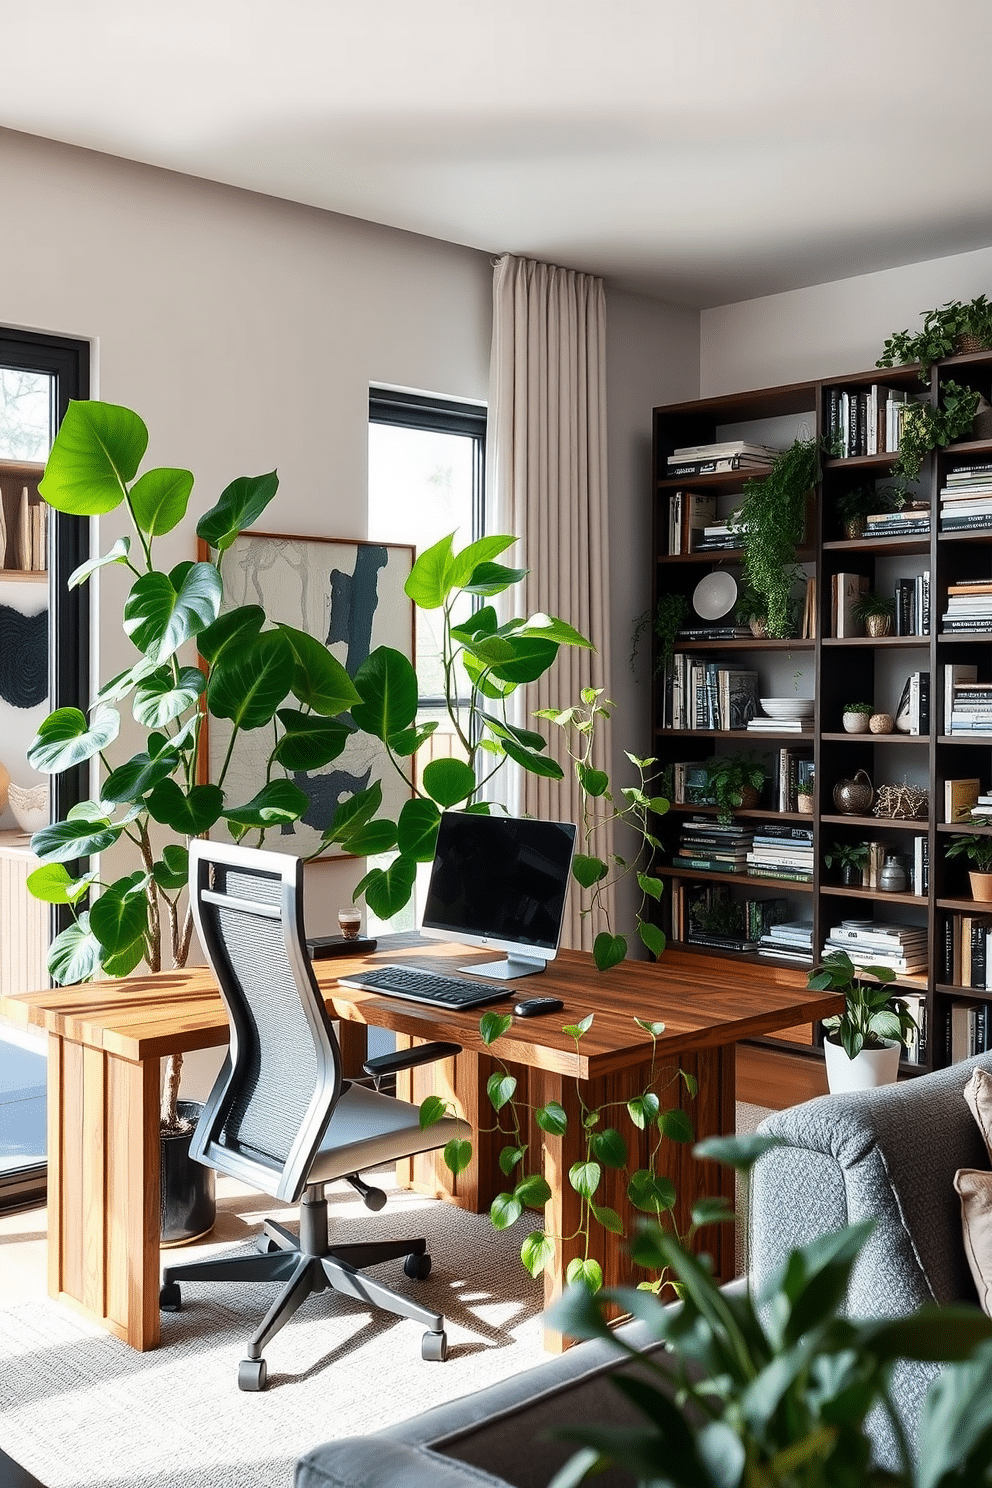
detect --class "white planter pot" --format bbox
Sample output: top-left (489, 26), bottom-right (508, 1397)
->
top-left (823, 1036), bottom-right (901, 1094)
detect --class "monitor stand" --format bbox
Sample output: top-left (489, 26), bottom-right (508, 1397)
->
top-left (459, 955), bottom-right (547, 981)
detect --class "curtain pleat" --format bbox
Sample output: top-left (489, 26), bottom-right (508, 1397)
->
top-left (486, 254), bottom-right (613, 951)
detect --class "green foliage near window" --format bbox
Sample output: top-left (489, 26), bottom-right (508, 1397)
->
top-left (731, 438), bottom-right (820, 638)
top-left (877, 294), bottom-right (992, 380)
top-left (808, 950), bottom-right (917, 1059)
top-left (422, 1010), bottom-right (702, 1293)
top-left (25, 401), bottom-right (365, 1128)
top-left (536, 690), bottom-right (669, 971)
top-left (547, 1136), bottom-right (992, 1488)
top-left (331, 530), bottom-right (592, 919)
top-left (890, 379), bottom-right (981, 488)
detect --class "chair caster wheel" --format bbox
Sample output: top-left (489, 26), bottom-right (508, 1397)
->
top-left (256, 1235), bottom-right (279, 1254)
top-left (422, 1330), bottom-right (447, 1362)
top-left (159, 1281), bottom-right (182, 1312)
top-left (404, 1251), bottom-right (432, 1281)
top-left (238, 1357), bottom-right (268, 1391)
top-left (363, 1187), bottom-right (387, 1212)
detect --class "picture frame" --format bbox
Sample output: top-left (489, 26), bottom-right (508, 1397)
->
top-left (200, 531), bottom-right (415, 858)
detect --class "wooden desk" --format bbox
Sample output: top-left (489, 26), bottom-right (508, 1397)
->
top-left (0, 939), bottom-right (841, 1353)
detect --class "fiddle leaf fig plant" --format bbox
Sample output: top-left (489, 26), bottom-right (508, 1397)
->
top-left (25, 400), bottom-right (362, 1129)
top-left (334, 530), bottom-right (594, 919)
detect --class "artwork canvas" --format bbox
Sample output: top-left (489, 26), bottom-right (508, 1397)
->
top-left (207, 533), bottom-right (415, 857)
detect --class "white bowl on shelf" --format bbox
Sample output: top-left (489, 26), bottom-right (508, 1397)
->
top-left (759, 696), bottom-right (814, 721)
top-left (8, 781), bottom-right (49, 834)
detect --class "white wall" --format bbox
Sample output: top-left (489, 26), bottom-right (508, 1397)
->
top-left (700, 242), bottom-right (992, 394)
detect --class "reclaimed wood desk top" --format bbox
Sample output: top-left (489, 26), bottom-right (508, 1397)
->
top-left (0, 936), bottom-right (842, 1078)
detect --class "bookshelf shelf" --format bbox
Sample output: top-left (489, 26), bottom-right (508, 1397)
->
top-left (0, 569), bottom-right (47, 583)
top-left (650, 350), bottom-right (992, 1081)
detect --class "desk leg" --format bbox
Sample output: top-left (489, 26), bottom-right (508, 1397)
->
top-left (533, 1045), bottom-right (736, 1353)
top-left (336, 1017), bottom-right (368, 1082)
top-left (47, 1033), bottom-right (161, 1350)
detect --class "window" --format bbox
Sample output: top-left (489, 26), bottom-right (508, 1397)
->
top-left (366, 389), bottom-right (486, 929)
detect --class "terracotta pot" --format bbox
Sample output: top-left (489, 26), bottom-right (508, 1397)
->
top-left (842, 712), bottom-right (871, 734)
top-left (970, 871), bottom-right (992, 903)
top-left (824, 1037), bottom-right (901, 1094)
top-left (864, 614), bottom-right (893, 638)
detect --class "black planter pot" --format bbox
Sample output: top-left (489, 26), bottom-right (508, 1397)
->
top-left (841, 863), bottom-right (862, 887)
top-left (161, 1100), bottom-right (216, 1247)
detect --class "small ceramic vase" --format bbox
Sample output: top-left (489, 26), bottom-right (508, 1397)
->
top-left (878, 855), bottom-right (908, 893)
top-left (869, 713), bottom-right (894, 735)
top-left (749, 618), bottom-right (769, 639)
top-left (843, 516), bottom-right (866, 540)
top-left (864, 614), bottom-right (893, 638)
top-left (842, 711), bottom-right (871, 734)
top-left (797, 793), bottom-right (814, 814)
top-left (833, 770), bottom-right (874, 815)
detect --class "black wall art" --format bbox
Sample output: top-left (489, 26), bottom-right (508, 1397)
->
top-left (0, 604), bottom-right (48, 709)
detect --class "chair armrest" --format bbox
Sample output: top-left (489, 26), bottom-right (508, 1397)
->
top-left (363, 1042), bottom-right (462, 1080)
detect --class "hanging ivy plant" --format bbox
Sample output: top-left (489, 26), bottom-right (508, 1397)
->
top-left (890, 379), bottom-right (981, 488)
top-left (730, 438), bottom-right (819, 639)
top-left (630, 592), bottom-right (689, 671)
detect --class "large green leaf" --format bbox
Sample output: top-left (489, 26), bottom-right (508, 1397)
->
top-left (31, 816), bottom-right (122, 865)
top-left (627, 1169), bottom-right (676, 1214)
top-left (25, 863), bottom-right (96, 905)
top-left (132, 666), bottom-right (205, 728)
top-left (102, 748), bottom-right (181, 803)
top-left (638, 919), bottom-right (666, 959)
top-left (278, 625), bottom-right (362, 716)
top-left (102, 940), bottom-right (147, 978)
top-left (500, 738), bottom-right (564, 780)
top-left (146, 780), bottom-right (224, 835)
top-left (396, 798), bottom-right (441, 860)
top-left (352, 647), bottom-right (418, 740)
top-left (197, 605), bottom-right (265, 665)
top-left (422, 758), bottom-right (477, 807)
top-left (196, 471), bottom-right (279, 552)
top-left (487, 1072), bottom-right (517, 1111)
top-left (569, 1161), bottom-right (602, 1200)
top-left (404, 532), bottom-right (455, 610)
top-left (462, 562), bottom-right (528, 597)
top-left (223, 779), bottom-right (309, 828)
top-left (28, 707), bottom-right (121, 774)
top-left (521, 1230), bottom-right (555, 1278)
top-left (450, 605), bottom-right (498, 644)
top-left (323, 782), bottom-right (383, 845)
top-left (443, 1139), bottom-right (473, 1176)
top-left (68, 536), bottom-right (131, 589)
top-left (340, 819), bottom-right (398, 855)
top-left (90, 879), bottom-right (149, 955)
top-left (572, 854), bottom-right (608, 888)
top-left (481, 713), bottom-right (547, 753)
top-left (535, 1101), bottom-right (568, 1136)
top-left (96, 657), bottom-right (159, 704)
top-left (447, 534), bottom-right (517, 590)
top-left (128, 467), bottom-right (194, 535)
top-left (208, 630), bottom-right (294, 730)
top-left (501, 613), bottom-right (593, 650)
top-left (514, 1174), bottom-right (552, 1209)
top-left (48, 913), bottom-right (102, 985)
top-left (593, 932), bottom-right (627, 971)
top-left (462, 650), bottom-right (516, 700)
top-left (38, 401), bottom-right (147, 516)
top-left (123, 562), bottom-right (223, 663)
top-left (272, 710), bottom-right (350, 771)
top-left (386, 722), bottom-right (438, 757)
top-left (353, 854), bottom-right (417, 918)
top-left (566, 1258), bottom-right (603, 1292)
top-left (489, 638), bottom-right (560, 685)
top-left (489, 1192), bottom-right (523, 1230)
top-left (590, 1128), bottom-right (628, 1170)
top-left (152, 844), bottom-right (189, 890)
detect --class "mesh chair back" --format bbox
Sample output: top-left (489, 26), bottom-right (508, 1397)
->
top-left (188, 840), bottom-right (343, 1203)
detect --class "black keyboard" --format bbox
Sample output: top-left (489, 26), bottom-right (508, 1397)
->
top-left (336, 965), bottom-right (512, 1010)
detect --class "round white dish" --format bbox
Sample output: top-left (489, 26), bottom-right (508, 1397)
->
top-left (759, 696), bottom-right (814, 721)
top-left (692, 571), bottom-right (738, 621)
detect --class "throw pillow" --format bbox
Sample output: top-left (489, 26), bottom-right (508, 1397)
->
top-left (965, 1066), bottom-right (992, 1153)
top-left (955, 1167), bottom-right (992, 1313)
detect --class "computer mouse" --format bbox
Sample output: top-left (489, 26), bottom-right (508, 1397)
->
top-left (513, 996), bottom-right (565, 1017)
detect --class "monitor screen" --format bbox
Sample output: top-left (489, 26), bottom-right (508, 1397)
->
top-left (421, 812), bottom-right (576, 956)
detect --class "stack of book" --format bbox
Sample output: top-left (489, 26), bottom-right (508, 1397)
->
top-left (942, 578), bottom-right (992, 635)
top-left (676, 624), bottom-right (752, 642)
top-left (758, 919), bottom-right (814, 964)
top-left (948, 1001), bottom-right (990, 1062)
top-left (894, 572), bottom-right (930, 635)
top-left (746, 825), bottom-right (814, 883)
top-left (666, 441), bottom-right (778, 479)
top-left (747, 714), bottom-right (812, 735)
top-left (666, 491), bottom-right (717, 554)
top-left (940, 464), bottom-right (992, 533)
top-left (826, 385), bottom-right (914, 457)
top-left (674, 819), bottom-right (754, 874)
top-left (693, 517), bottom-right (743, 553)
top-left (683, 887), bottom-right (788, 954)
top-left (824, 920), bottom-right (928, 976)
top-left (944, 912), bottom-right (992, 990)
top-left (864, 504), bottom-right (930, 539)
top-left (946, 682), bottom-right (992, 736)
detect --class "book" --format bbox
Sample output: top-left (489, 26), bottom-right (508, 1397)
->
top-left (944, 663), bottom-right (979, 731)
top-left (671, 441), bottom-right (779, 460)
top-left (832, 572), bottom-right (869, 637)
top-left (944, 778), bottom-right (981, 823)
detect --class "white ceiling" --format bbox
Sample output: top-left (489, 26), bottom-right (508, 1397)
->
top-left (5, 0), bottom-right (992, 307)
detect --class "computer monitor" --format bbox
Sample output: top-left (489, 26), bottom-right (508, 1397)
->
top-left (420, 811), bottom-right (577, 980)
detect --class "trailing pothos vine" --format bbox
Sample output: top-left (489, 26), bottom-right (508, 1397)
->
top-left (420, 1009), bottom-right (707, 1294)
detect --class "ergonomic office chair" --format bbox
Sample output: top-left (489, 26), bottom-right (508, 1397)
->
top-left (160, 839), bottom-right (471, 1391)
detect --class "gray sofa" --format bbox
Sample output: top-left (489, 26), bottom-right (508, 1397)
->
top-left (297, 1053), bottom-right (992, 1488)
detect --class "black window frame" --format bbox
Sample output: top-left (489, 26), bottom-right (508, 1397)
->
top-left (368, 388), bottom-right (486, 550)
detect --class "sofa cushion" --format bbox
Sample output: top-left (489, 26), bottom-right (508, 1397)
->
top-left (955, 1168), bottom-right (992, 1314)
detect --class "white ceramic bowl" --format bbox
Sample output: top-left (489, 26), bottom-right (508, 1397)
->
top-left (759, 696), bottom-right (814, 721)
top-left (8, 781), bottom-right (49, 834)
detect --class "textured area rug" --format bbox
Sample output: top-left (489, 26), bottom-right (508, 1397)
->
top-left (0, 1178), bottom-right (547, 1488)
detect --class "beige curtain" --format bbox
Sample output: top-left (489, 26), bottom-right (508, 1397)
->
top-left (486, 253), bottom-right (613, 951)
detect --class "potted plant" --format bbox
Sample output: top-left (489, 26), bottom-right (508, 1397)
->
top-left (842, 700), bottom-right (874, 733)
top-left (631, 591), bottom-right (689, 671)
top-left (836, 484), bottom-right (900, 540)
top-left (796, 778), bottom-right (814, 814)
top-left (824, 840), bottom-right (869, 886)
top-left (852, 589), bottom-right (896, 638)
top-left (730, 437), bottom-right (820, 638)
top-left (700, 752), bottom-right (766, 825)
top-left (807, 949), bottom-right (917, 1092)
top-left (733, 577), bottom-right (768, 637)
top-left (878, 295), bottom-right (992, 379)
top-left (890, 379), bottom-right (981, 489)
top-left (549, 1140), bottom-right (992, 1488)
top-left (945, 823), bottom-right (992, 902)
